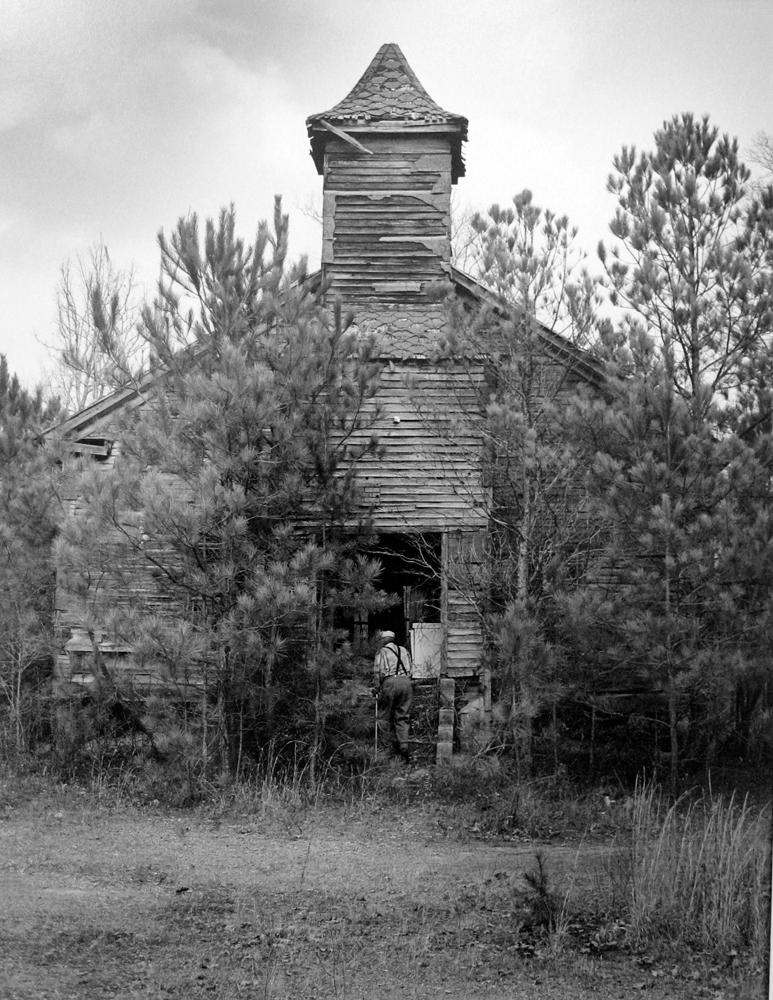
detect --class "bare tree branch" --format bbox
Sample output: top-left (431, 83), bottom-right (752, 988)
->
top-left (43, 243), bottom-right (146, 413)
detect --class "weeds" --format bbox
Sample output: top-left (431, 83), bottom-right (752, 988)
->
top-left (3, 754), bottom-right (769, 998)
top-left (4, 742), bottom-right (769, 975)
top-left (620, 781), bottom-right (771, 963)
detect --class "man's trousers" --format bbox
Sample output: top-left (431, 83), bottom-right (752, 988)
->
top-left (379, 675), bottom-right (413, 757)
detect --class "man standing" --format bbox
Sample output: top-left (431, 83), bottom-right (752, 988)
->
top-left (373, 630), bottom-right (413, 763)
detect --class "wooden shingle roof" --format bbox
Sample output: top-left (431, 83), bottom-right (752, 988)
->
top-left (307, 43), bottom-right (467, 179)
top-left (308, 43), bottom-right (466, 129)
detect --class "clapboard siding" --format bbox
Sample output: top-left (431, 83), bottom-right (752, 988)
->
top-left (54, 443), bottom-right (200, 686)
top-left (442, 530), bottom-right (486, 677)
top-left (55, 528), bottom-right (190, 687)
top-left (322, 136), bottom-right (451, 304)
top-left (343, 362), bottom-right (488, 533)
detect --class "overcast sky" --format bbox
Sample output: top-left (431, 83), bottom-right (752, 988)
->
top-left (2, 0), bottom-right (772, 387)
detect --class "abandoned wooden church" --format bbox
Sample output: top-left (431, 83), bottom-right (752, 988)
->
top-left (53, 43), bottom-right (598, 761)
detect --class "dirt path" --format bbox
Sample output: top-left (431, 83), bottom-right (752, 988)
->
top-left (0, 800), bottom-right (754, 999)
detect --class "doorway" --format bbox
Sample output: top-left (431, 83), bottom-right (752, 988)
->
top-left (368, 532), bottom-right (441, 640)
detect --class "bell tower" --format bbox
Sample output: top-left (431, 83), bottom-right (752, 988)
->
top-left (306, 44), bottom-right (467, 309)
top-left (307, 47), bottom-right (485, 753)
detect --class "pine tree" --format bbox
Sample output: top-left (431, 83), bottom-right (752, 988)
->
top-left (601, 113), bottom-right (773, 421)
top-left (56, 202), bottom-right (385, 778)
top-left (567, 351), bottom-right (763, 788)
top-left (444, 192), bottom-right (603, 776)
top-left (565, 118), bottom-right (773, 786)
top-left (0, 358), bottom-right (60, 750)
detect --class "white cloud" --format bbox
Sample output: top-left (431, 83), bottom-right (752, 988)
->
top-left (1, 0), bottom-right (772, 385)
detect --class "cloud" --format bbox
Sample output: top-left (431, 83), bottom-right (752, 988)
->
top-left (1, 0), bottom-right (772, 384)
top-left (0, 2), bottom-right (330, 381)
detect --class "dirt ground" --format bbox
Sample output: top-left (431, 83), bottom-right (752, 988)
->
top-left (0, 785), bottom-right (765, 999)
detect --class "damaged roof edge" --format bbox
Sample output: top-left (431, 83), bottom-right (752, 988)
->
top-left (448, 266), bottom-right (607, 386)
top-left (47, 266), bottom-right (603, 442)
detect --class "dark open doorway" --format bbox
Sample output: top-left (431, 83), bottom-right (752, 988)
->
top-left (368, 532), bottom-right (441, 645)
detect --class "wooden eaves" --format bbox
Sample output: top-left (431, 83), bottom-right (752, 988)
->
top-left (448, 265), bottom-right (607, 388)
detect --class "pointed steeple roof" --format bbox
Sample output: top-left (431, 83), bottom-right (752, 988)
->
top-left (310, 43), bottom-right (466, 126)
top-left (306, 43), bottom-right (467, 179)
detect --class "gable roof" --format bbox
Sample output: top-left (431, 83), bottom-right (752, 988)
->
top-left (49, 268), bottom-right (604, 443)
top-left (46, 377), bottom-right (152, 443)
top-left (449, 267), bottom-right (606, 386)
top-left (307, 43), bottom-right (467, 179)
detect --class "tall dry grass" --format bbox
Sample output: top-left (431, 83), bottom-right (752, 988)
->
top-left (624, 781), bottom-right (771, 961)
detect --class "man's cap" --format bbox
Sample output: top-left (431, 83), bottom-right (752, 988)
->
top-left (379, 630), bottom-right (396, 641)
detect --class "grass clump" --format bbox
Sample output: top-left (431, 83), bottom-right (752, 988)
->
top-left (621, 781), bottom-right (770, 963)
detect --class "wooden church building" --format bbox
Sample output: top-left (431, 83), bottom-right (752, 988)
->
top-left (53, 44), bottom-right (597, 759)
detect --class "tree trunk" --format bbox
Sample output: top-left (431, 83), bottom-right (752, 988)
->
top-left (264, 624), bottom-right (276, 739)
top-left (517, 677), bottom-right (533, 781)
top-left (216, 651), bottom-right (230, 778)
top-left (662, 489), bottom-right (679, 799)
top-left (309, 564), bottom-right (326, 786)
top-left (516, 473), bottom-right (532, 779)
top-left (235, 697), bottom-right (245, 783)
top-left (14, 653), bottom-right (25, 752)
top-left (201, 685), bottom-right (209, 773)
top-left (668, 668), bottom-right (679, 799)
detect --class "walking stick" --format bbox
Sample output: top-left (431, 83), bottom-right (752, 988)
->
top-left (374, 692), bottom-right (379, 760)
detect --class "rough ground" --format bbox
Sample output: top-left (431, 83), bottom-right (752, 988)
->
top-left (0, 783), bottom-right (765, 999)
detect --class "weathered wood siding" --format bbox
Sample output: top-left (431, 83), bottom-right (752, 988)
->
top-left (348, 361), bottom-right (488, 533)
top-left (444, 530), bottom-right (486, 678)
top-left (317, 123), bottom-right (486, 679)
top-left (345, 360), bottom-right (488, 677)
top-left (54, 444), bottom-right (199, 689)
top-left (322, 135), bottom-right (451, 303)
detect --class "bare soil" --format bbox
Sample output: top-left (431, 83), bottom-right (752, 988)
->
top-left (0, 783), bottom-right (764, 999)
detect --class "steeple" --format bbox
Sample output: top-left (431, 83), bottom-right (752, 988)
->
top-left (306, 45), bottom-right (468, 307)
top-left (307, 43), bottom-right (467, 181)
